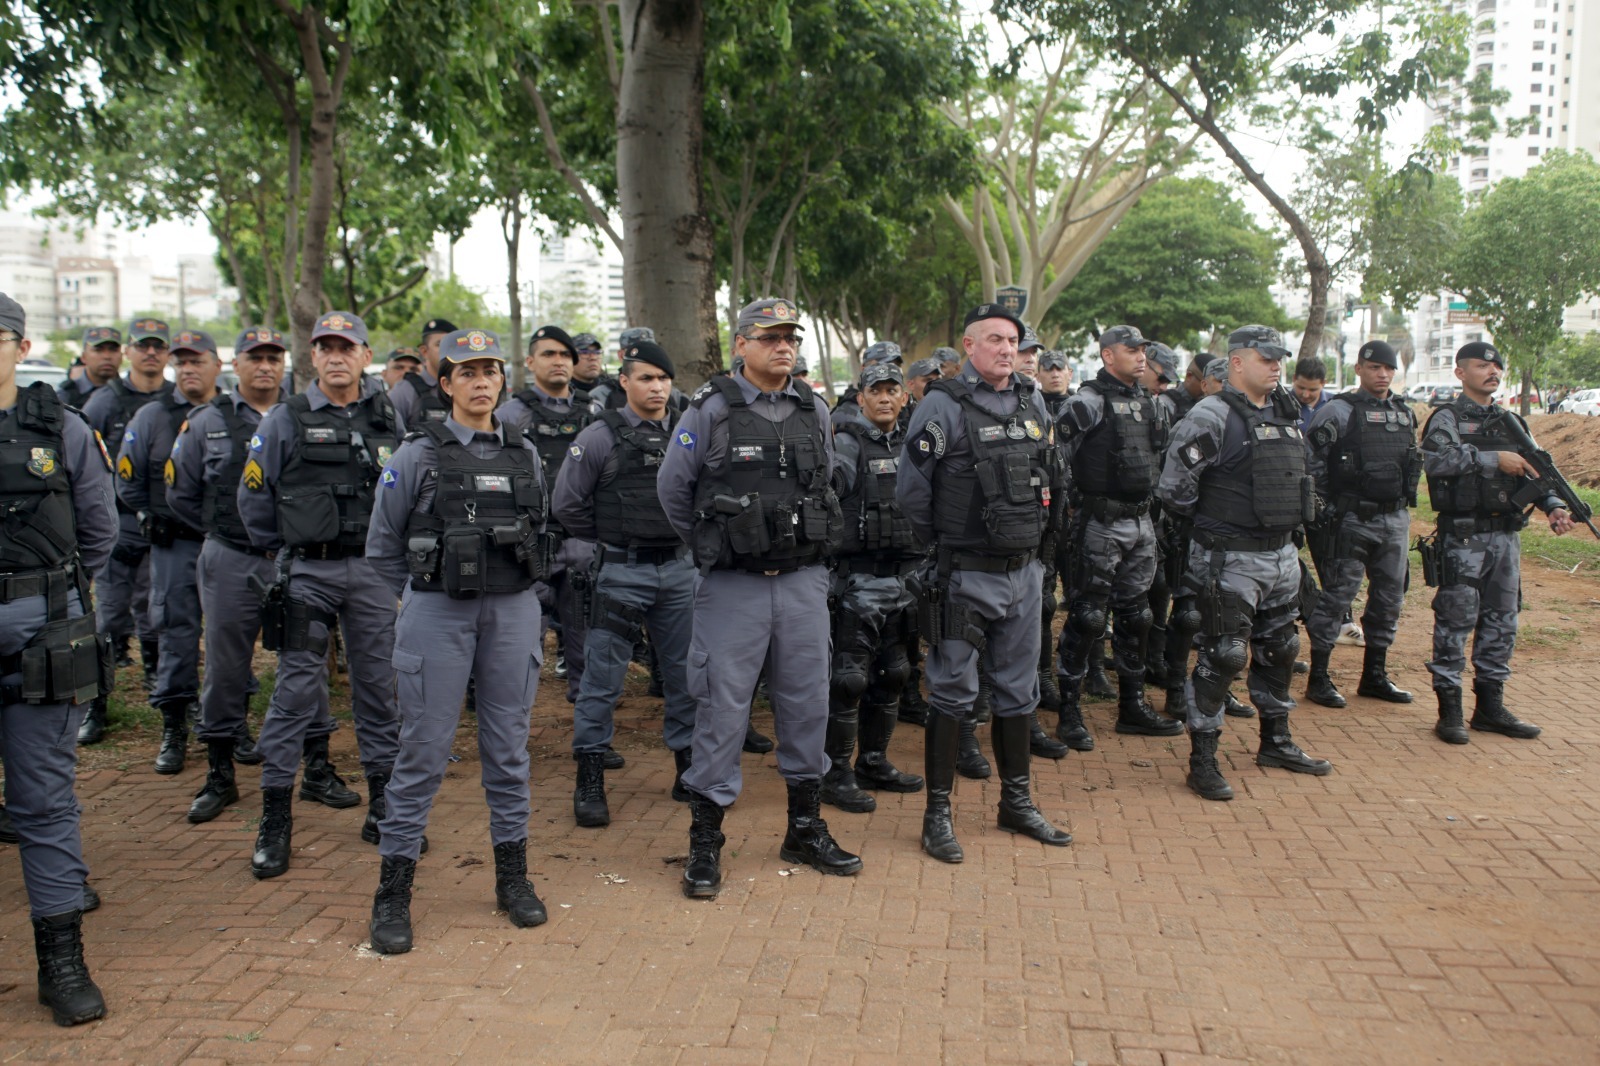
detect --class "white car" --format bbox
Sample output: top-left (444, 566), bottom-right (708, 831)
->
top-left (1558, 389), bottom-right (1600, 416)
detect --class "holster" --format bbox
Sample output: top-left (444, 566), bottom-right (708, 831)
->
top-left (917, 582), bottom-right (946, 646)
top-left (284, 597), bottom-right (337, 653)
top-left (110, 540), bottom-right (150, 567)
top-left (1414, 532), bottom-right (1441, 589)
top-left (1191, 571), bottom-right (1248, 638)
top-left (3, 614), bottom-right (110, 706)
top-left (251, 574), bottom-right (289, 651)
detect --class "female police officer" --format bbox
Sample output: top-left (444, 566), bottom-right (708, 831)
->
top-left (362, 329), bottom-right (548, 954)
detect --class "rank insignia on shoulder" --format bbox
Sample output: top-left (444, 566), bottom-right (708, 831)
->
top-left (116, 455), bottom-right (134, 481)
top-left (163, 459), bottom-right (176, 486)
top-left (242, 458), bottom-right (266, 491)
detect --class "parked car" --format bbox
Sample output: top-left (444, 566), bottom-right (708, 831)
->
top-left (1426, 384), bottom-right (1459, 407)
top-left (1558, 388), bottom-right (1600, 416)
top-left (14, 360), bottom-right (64, 393)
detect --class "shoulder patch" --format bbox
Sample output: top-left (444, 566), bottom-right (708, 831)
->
top-left (116, 454), bottom-right (134, 481)
top-left (568, 444), bottom-right (584, 460)
top-left (1177, 433), bottom-right (1219, 470)
top-left (1311, 421), bottom-right (1339, 449)
top-left (676, 429), bottom-right (697, 451)
top-left (122, 428), bottom-right (136, 445)
top-left (249, 434), bottom-right (264, 452)
top-left (1425, 429), bottom-right (1454, 449)
top-left (242, 458), bottom-right (265, 491)
top-left (93, 430), bottom-right (111, 471)
top-left (381, 468), bottom-right (397, 487)
top-left (924, 421), bottom-right (946, 457)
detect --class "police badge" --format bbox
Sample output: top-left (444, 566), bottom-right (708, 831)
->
top-left (27, 447), bottom-right (57, 478)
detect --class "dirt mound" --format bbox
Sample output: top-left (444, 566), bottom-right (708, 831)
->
top-left (1529, 412), bottom-right (1600, 488)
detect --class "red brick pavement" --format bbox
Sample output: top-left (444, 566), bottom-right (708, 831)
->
top-left (4, 657), bottom-right (1600, 1063)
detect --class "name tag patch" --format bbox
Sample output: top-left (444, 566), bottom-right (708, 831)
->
top-left (869, 458), bottom-right (898, 474)
top-left (733, 445), bottom-right (764, 461)
top-left (304, 427), bottom-right (338, 443)
top-left (475, 475), bottom-right (512, 493)
top-left (978, 425), bottom-right (1004, 442)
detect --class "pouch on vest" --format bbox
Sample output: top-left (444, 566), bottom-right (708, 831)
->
top-left (1361, 460), bottom-right (1404, 504)
top-left (407, 534), bottom-right (441, 585)
top-left (442, 527), bottom-right (488, 599)
top-left (724, 493), bottom-right (772, 557)
top-left (799, 495), bottom-right (839, 547)
top-left (278, 485), bottom-right (343, 546)
top-left (769, 502), bottom-right (799, 552)
top-left (16, 614), bottom-right (107, 705)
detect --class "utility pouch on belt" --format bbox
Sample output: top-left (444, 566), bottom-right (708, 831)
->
top-left (13, 614), bottom-right (107, 705)
top-left (441, 527), bottom-right (488, 599)
top-left (1414, 532), bottom-right (1441, 588)
top-left (721, 493), bottom-right (771, 556)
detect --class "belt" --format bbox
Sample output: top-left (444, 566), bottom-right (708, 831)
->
top-left (947, 549), bottom-right (1036, 573)
top-left (721, 559), bottom-right (812, 577)
top-left (293, 542), bottom-right (366, 561)
top-left (1079, 495), bottom-right (1151, 521)
top-left (1192, 530), bottom-right (1292, 553)
top-left (840, 556), bottom-right (921, 578)
top-left (601, 545), bottom-right (684, 566)
top-left (1438, 513), bottom-right (1525, 536)
top-left (1334, 495), bottom-right (1408, 518)
top-left (211, 535), bottom-right (272, 558)
top-left (0, 566), bottom-right (74, 604)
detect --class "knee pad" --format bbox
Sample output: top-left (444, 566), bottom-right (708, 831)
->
top-left (1255, 626), bottom-right (1300, 671)
top-left (1204, 633), bottom-right (1250, 677)
top-left (1068, 598), bottom-right (1108, 639)
top-left (831, 652), bottom-right (870, 700)
top-left (875, 644), bottom-right (911, 689)
top-left (1191, 657), bottom-right (1234, 711)
top-left (1113, 604), bottom-right (1154, 639)
top-left (1171, 596), bottom-right (1202, 635)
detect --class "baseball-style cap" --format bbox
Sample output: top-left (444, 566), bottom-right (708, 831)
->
top-left (128, 317), bottom-right (170, 344)
top-left (1018, 326), bottom-right (1043, 352)
top-left (386, 346), bottom-right (423, 366)
top-left (906, 357), bottom-right (941, 379)
top-left (170, 329), bottom-right (217, 356)
top-left (1356, 339), bottom-right (1398, 368)
top-left (529, 324), bottom-right (577, 359)
top-left (439, 329), bottom-right (506, 365)
top-left (863, 341), bottom-right (903, 365)
top-left (1227, 325), bottom-right (1291, 360)
top-left (83, 326), bottom-right (121, 347)
top-left (621, 340), bottom-right (675, 378)
top-left (1038, 350), bottom-right (1069, 372)
top-left (792, 355), bottom-right (810, 374)
top-left (963, 303), bottom-right (1025, 339)
top-left (1455, 340), bottom-right (1503, 367)
top-left (1204, 357), bottom-right (1230, 383)
top-left (619, 326), bottom-right (656, 348)
top-left (0, 292), bottom-right (24, 335)
top-left (738, 298), bottom-right (805, 332)
top-left (933, 346), bottom-right (961, 366)
top-left (1099, 324), bottom-right (1149, 349)
top-left (860, 362), bottom-right (905, 389)
top-left (1145, 341), bottom-right (1179, 381)
top-left (421, 317), bottom-right (457, 339)
top-left (311, 311), bottom-right (368, 345)
top-left (236, 326), bottom-right (287, 353)
top-left (571, 332), bottom-right (602, 353)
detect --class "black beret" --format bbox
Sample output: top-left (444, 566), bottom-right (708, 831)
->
top-left (621, 340), bottom-right (675, 379)
top-left (529, 325), bottom-right (577, 359)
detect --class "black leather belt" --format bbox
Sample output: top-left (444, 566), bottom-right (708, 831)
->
top-left (0, 567), bottom-right (72, 604)
top-left (840, 556), bottom-right (921, 577)
top-left (212, 536), bottom-right (272, 558)
top-left (1439, 514), bottom-right (1525, 536)
top-left (1079, 495), bottom-right (1151, 521)
top-left (1192, 530), bottom-right (1292, 552)
top-left (948, 550), bottom-right (1036, 573)
top-left (293, 543), bottom-right (365, 561)
top-left (601, 545), bottom-right (683, 566)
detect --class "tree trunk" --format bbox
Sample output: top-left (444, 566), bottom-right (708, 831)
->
top-left (617, 0), bottom-right (722, 389)
top-left (1521, 364), bottom-right (1533, 417)
top-left (502, 198), bottom-right (525, 390)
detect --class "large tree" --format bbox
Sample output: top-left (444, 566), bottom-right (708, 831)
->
top-left (1446, 150), bottom-right (1600, 414)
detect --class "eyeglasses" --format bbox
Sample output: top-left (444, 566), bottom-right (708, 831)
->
top-left (132, 340), bottom-right (169, 352)
top-left (0, 333), bottom-right (19, 345)
top-left (744, 332), bottom-right (803, 350)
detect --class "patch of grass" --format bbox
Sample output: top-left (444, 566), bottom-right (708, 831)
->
top-left (1520, 625), bottom-right (1581, 649)
top-left (224, 1031), bottom-right (262, 1043)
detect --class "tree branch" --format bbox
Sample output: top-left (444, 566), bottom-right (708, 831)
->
top-left (515, 60), bottom-right (623, 248)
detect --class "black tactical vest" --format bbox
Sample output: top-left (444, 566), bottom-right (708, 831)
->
top-left (0, 384), bottom-right (77, 575)
top-left (834, 421), bottom-right (918, 558)
top-left (201, 396), bottom-right (255, 548)
top-left (1072, 372), bottom-right (1164, 502)
top-left (689, 376), bottom-right (840, 572)
top-left (104, 376), bottom-right (175, 460)
top-left (1326, 392), bottom-right (1420, 507)
top-left (403, 371), bottom-right (450, 424)
top-left (1196, 389), bottom-right (1311, 535)
top-left (274, 390), bottom-right (400, 551)
top-left (146, 392), bottom-right (198, 525)
top-left (593, 410), bottom-right (679, 549)
top-left (1168, 386), bottom-right (1199, 421)
top-left (1040, 390), bottom-right (1071, 422)
top-left (405, 421), bottom-right (545, 596)
top-left (1425, 399), bottom-right (1524, 519)
top-left (927, 376), bottom-right (1051, 555)
top-left (515, 386), bottom-right (593, 481)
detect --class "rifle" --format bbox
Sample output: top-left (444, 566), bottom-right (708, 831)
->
top-left (1487, 407), bottom-right (1600, 540)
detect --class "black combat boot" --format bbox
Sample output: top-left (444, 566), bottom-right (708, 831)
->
top-left (671, 747), bottom-right (692, 802)
top-left (1145, 623), bottom-right (1169, 688)
top-left (1054, 678), bottom-right (1095, 751)
top-left (603, 748), bottom-right (625, 770)
top-left (1470, 680), bottom-right (1541, 739)
top-left (113, 634), bottom-right (134, 668)
top-left (1163, 680), bottom-right (1187, 721)
top-left (1028, 708), bottom-right (1070, 759)
top-left (819, 709), bottom-right (875, 813)
top-left (1223, 691), bottom-right (1256, 718)
top-left (492, 840), bottom-right (549, 927)
top-left (1115, 674), bottom-right (1183, 736)
top-left (252, 786), bottom-right (293, 879)
top-left (955, 714), bottom-right (991, 779)
top-left (81, 883), bottom-right (100, 912)
top-left (1186, 729), bottom-right (1234, 801)
top-left (360, 772), bottom-right (424, 850)
top-left (369, 855), bottom-right (416, 954)
top-left (1255, 716), bottom-right (1332, 775)
top-left (991, 715), bottom-right (1072, 846)
top-left (188, 737), bottom-right (239, 824)
top-left (77, 696), bottom-right (108, 745)
top-left (898, 664), bottom-right (931, 727)
top-left (233, 718), bottom-right (264, 765)
top-left (32, 910), bottom-right (105, 1026)
top-left (1083, 646), bottom-right (1115, 699)
top-left (1305, 647), bottom-right (1347, 708)
top-left (153, 700), bottom-right (188, 775)
top-left (921, 714), bottom-right (963, 863)
top-left (299, 734), bottom-right (361, 808)
top-left (1356, 647), bottom-right (1412, 703)
top-left (855, 702), bottom-right (923, 792)
top-left (682, 792), bottom-right (726, 898)
top-left (573, 752), bottom-right (611, 827)
top-left (1435, 685), bottom-right (1469, 744)
top-left (742, 720), bottom-right (774, 754)
top-left (0, 801), bottom-right (16, 844)
top-left (1037, 626), bottom-right (1062, 712)
top-left (140, 638), bottom-right (159, 693)
top-left (779, 779), bottom-right (864, 876)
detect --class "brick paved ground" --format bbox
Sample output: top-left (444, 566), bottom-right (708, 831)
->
top-left (4, 567), bottom-right (1600, 1064)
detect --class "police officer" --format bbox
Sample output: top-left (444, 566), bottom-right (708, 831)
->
top-left (1052, 325), bottom-right (1183, 749)
top-left (822, 361), bottom-right (927, 813)
top-left (115, 329), bottom-right (221, 774)
top-left (898, 303), bottom-right (1072, 863)
top-left (832, 341), bottom-right (905, 429)
top-left (380, 347), bottom-right (423, 392)
top-left (167, 327), bottom-right (347, 824)
top-left (386, 317), bottom-right (456, 427)
top-left (1303, 339), bottom-right (1418, 709)
top-left (237, 310), bottom-right (404, 879)
top-left (498, 325), bottom-right (596, 706)
top-left (1421, 341), bottom-right (1574, 743)
top-left (1159, 326), bottom-right (1331, 802)
top-left (554, 340), bottom-right (698, 827)
top-left (1015, 326), bottom-right (1043, 379)
top-left (1034, 348), bottom-right (1075, 731)
top-left (905, 357), bottom-right (941, 405)
top-left (81, 317), bottom-right (174, 709)
top-left (58, 327), bottom-right (122, 409)
top-left (657, 296), bottom-right (861, 898)
top-left (586, 326), bottom-right (660, 413)
top-left (363, 328), bottom-right (548, 954)
top-left (933, 346), bottom-right (962, 378)
top-left (1037, 350), bottom-right (1073, 418)
top-left (570, 331), bottom-right (613, 395)
top-left (0, 292), bottom-right (116, 1026)
top-left (1137, 341), bottom-right (1182, 690)
top-left (1162, 352), bottom-right (1211, 423)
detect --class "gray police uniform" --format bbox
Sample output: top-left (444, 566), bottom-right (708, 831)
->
top-left (365, 415), bottom-right (545, 862)
top-left (82, 375), bottom-right (173, 653)
top-left (386, 368), bottom-right (447, 429)
top-left (1421, 398), bottom-right (1560, 740)
top-left (498, 382), bottom-right (595, 702)
top-left (1159, 383), bottom-right (1330, 798)
top-left (168, 394), bottom-right (336, 747)
top-left (554, 409), bottom-right (697, 796)
top-left (56, 374), bottom-right (97, 410)
top-left (1053, 369), bottom-right (1179, 740)
top-left (237, 378), bottom-right (404, 873)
